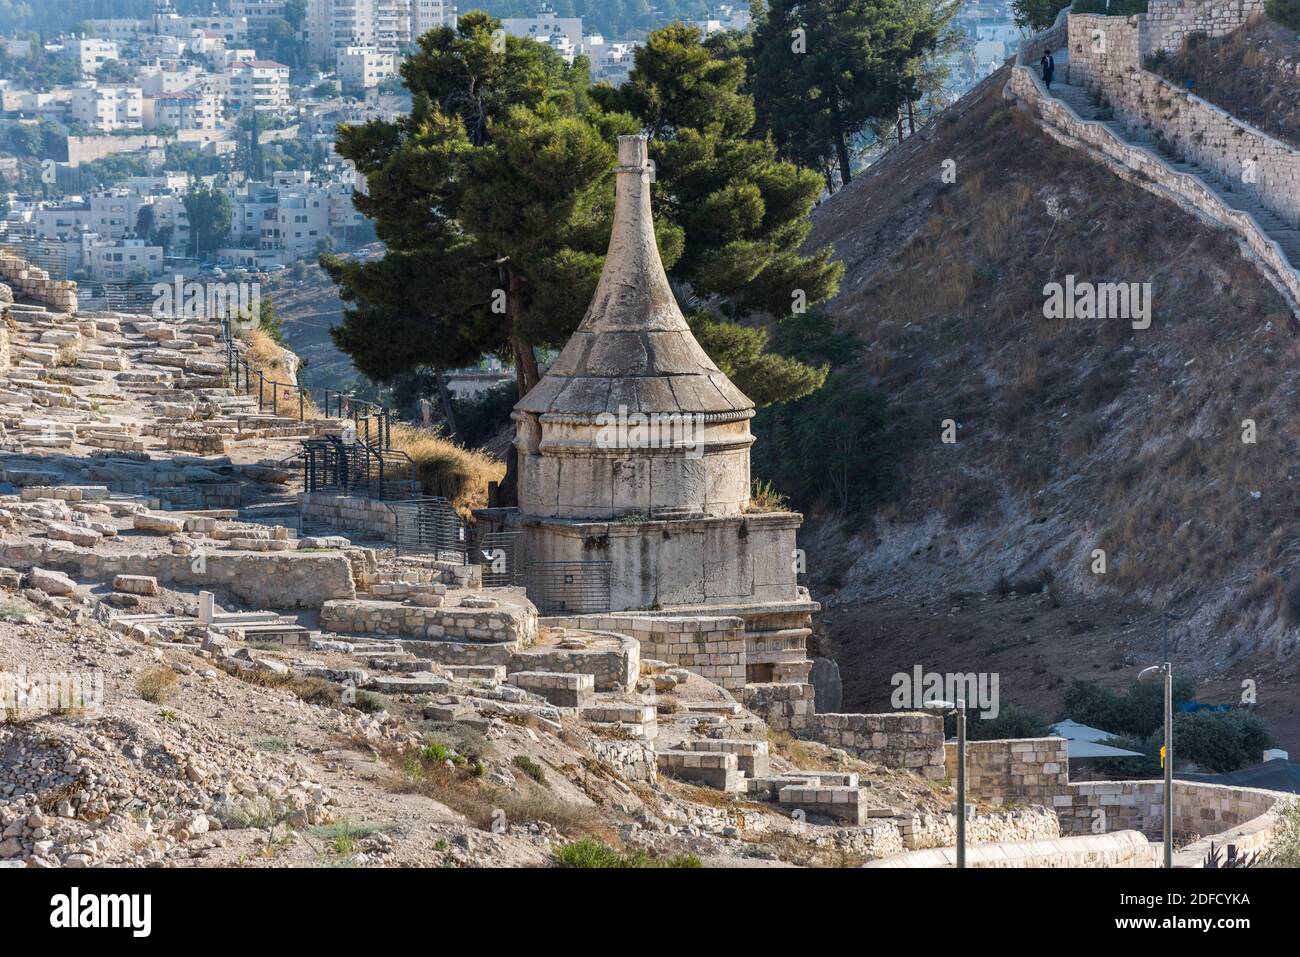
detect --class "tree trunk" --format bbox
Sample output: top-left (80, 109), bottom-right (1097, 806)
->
top-left (830, 94), bottom-right (852, 186)
top-left (434, 368), bottom-right (457, 437)
top-left (907, 100), bottom-right (917, 136)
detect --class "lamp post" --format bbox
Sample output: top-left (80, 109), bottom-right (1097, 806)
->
top-left (925, 697), bottom-right (966, 868)
top-left (1139, 663), bottom-right (1174, 868)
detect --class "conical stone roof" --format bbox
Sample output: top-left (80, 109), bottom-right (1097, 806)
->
top-left (514, 135), bottom-right (753, 420)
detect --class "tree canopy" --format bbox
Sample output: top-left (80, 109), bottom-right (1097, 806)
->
top-left (325, 14), bottom-right (837, 408)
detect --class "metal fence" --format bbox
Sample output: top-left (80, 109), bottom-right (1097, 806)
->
top-left (386, 497), bottom-right (468, 560)
top-left (526, 561), bottom-right (611, 615)
top-left (477, 531), bottom-right (522, 587)
top-left (301, 436), bottom-right (415, 501)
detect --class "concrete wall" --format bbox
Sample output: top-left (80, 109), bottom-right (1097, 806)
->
top-left (948, 737), bottom-right (1070, 807)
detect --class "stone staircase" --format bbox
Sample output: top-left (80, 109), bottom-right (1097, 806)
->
top-left (1048, 51), bottom-right (1300, 271)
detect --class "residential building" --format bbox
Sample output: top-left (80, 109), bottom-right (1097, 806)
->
top-left (336, 45), bottom-right (396, 89)
top-left (70, 85), bottom-right (144, 132)
top-left (64, 38), bottom-right (120, 77)
top-left (227, 60), bottom-right (291, 111)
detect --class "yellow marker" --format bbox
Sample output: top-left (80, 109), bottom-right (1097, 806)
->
top-left (1160, 745), bottom-right (1166, 768)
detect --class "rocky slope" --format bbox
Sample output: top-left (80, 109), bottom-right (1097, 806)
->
top-left (803, 65), bottom-right (1300, 749)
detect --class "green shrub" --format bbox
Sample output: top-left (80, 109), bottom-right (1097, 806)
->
top-left (555, 839), bottom-right (702, 869)
top-left (1265, 799), bottom-right (1300, 868)
top-left (513, 755), bottom-right (547, 785)
top-left (1267, 0), bottom-right (1300, 32)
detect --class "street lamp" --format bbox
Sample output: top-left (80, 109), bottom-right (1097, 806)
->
top-left (925, 697), bottom-right (966, 868)
top-left (1139, 663), bottom-right (1173, 868)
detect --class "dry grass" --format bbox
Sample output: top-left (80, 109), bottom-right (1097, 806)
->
top-left (388, 423), bottom-right (504, 514)
top-left (136, 667), bottom-right (178, 704)
top-left (243, 327), bottom-right (297, 382)
top-left (746, 478), bottom-right (791, 513)
top-left (1150, 15), bottom-right (1300, 150)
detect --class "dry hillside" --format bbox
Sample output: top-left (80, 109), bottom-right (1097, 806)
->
top-left (802, 66), bottom-right (1300, 748)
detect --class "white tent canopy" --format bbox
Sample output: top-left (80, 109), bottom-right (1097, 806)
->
top-left (1049, 720), bottom-right (1145, 760)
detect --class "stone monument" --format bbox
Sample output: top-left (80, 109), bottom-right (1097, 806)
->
top-left (479, 134), bottom-right (816, 685)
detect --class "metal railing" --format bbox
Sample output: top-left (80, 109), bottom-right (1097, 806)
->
top-left (387, 497), bottom-right (468, 560)
top-left (301, 435), bottom-right (415, 501)
top-left (218, 317), bottom-right (393, 446)
top-left (527, 561), bottom-right (611, 615)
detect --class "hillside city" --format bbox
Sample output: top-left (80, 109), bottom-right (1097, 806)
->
top-left (0, 0), bottom-right (1298, 930)
top-left (0, 0), bottom-right (1026, 294)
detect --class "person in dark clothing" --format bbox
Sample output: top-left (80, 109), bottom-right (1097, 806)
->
top-left (1041, 50), bottom-right (1055, 90)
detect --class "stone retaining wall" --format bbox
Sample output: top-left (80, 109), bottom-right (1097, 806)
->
top-left (1056, 779), bottom-right (1289, 851)
top-left (0, 251), bottom-right (78, 313)
top-left (741, 681), bottom-right (815, 732)
top-left (1006, 25), bottom-right (1300, 310)
top-left (320, 597), bottom-right (538, 645)
top-left (300, 491), bottom-right (397, 540)
top-left (0, 540), bottom-right (355, 609)
top-left (1067, 11), bottom-right (1300, 227)
top-left (807, 712), bottom-right (946, 779)
top-left (545, 613), bottom-right (745, 690)
top-left (513, 631), bottom-right (639, 692)
top-left (865, 829), bottom-right (1157, 868)
top-left (947, 737), bottom-right (1069, 807)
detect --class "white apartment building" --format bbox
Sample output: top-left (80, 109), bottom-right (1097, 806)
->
top-left (501, 6), bottom-right (582, 52)
top-left (585, 37), bottom-right (638, 87)
top-left (64, 38), bottom-right (120, 77)
top-left (157, 14), bottom-right (249, 46)
top-left (70, 85), bottom-right (143, 132)
top-left (308, 0), bottom-right (432, 65)
top-left (82, 235), bottom-right (164, 281)
top-left (694, 5), bottom-right (753, 36)
top-left (143, 91), bottom-right (221, 130)
top-left (227, 60), bottom-right (291, 111)
top-left (410, 0), bottom-right (456, 39)
top-left (336, 46), bottom-right (396, 89)
top-left (136, 63), bottom-right (207, 96)
top-left (262, 189), bottom-right (330, 260)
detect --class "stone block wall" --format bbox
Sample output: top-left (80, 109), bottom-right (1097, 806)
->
top-left (807, 712), bottom-right (946, 779)
top-left (513, 631), bottom-right (639, 692)
top-left (546, 613), bottom-right (745, 690)
top-left (320, 597), bottom-right (538, 645)
top-left (1056, 779), bottom-right (1285, 845)
top-left (0, 540), bottom-right (356, 609)
top-left (946, 737), bottom-right (1070, 807)
top-left (300, 492), bottom-right (398, 540)
top-left (741, 681), bottom-right (815, 732)
top-left (0, 250), bottom-right (78, 313)
top-left (1065, 8), bottom-right (1300, 228)
top-left (1142, 0), bottom-right (1265, 56)
top-left (1006, 41), bottom-right (1300, 310)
